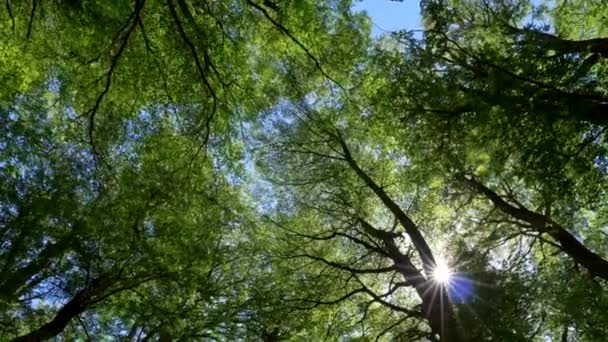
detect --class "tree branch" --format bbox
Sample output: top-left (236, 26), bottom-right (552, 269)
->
top-left (463, 175), bottom-right (608, 280)
top-left (5, 0), bottom-right (14, 32)
top-left (246, 0), bottom-right (345, 92)
top-left (167, 0), bottom-right (216, 145)
top-left (86, 0), bottom-right (146, 163)
top-left (26, 0), bottom-right (36, 39)
top-left (297, 254), bottom-right (398, 274)
top-left (336, 131), bottom-right (437, 275)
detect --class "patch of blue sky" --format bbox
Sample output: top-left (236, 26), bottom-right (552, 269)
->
top-left (523, 0), bottom-right (556, 31)
top-left (353, 0), bottom-right (553, 37)
top-left (352, 0), bottom-right (423, 37)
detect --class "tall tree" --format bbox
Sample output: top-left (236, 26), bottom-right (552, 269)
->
top-left (253, 101), bottom-right (540, 340)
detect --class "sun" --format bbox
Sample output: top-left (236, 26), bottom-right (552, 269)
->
top-left (432, 260), bottom-right (453, 284)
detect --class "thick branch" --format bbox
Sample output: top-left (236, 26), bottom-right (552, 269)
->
top-left (26, 0), bottom-right (36, 39)
top-left (356, 220), bottom-right (461, 342)
top-left (11, 274), bottom-right (115, 342)
top-left (336, 132), bottom-right (437, 275)
top-left (505, 24), bottom-right (608, 56)
top-left (6, 0), bottom-right (15, 32)
top-left (464, 176), bottom-right (608, 280)
top-left (0, 235), bottom-right (74, 302)
top-left (444, 33), bottom-right (608, 126)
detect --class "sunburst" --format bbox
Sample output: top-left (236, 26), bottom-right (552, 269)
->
top-left (432, 260), bottom-right (453, 285)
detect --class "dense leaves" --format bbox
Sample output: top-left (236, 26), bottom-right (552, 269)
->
top-left (1, 0), bottom-right (608, 341)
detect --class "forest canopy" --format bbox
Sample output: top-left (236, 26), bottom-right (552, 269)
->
top-left (1, 0), bottom-right (607, 341)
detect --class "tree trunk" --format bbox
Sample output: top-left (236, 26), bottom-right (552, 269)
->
top-left (338, 133), bottom-right (462, 341)
top-left (384, 238), bottom-right (461, 341)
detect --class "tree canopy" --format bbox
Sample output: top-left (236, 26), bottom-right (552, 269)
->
top-left (1, 0), bottom-right (608, 341)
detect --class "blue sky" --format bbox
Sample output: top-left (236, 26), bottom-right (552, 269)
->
top-left (353, 0), bottom-right (422, 36)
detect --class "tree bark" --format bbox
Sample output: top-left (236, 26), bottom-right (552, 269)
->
top-left (563, 97), bottom-right (608, 126)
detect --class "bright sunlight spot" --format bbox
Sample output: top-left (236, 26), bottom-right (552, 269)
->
top-left (433, 260), bottom-right (452, 284)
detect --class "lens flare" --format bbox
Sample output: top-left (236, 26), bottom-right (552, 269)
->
top-left (433, 261), bottom-right (452, 284)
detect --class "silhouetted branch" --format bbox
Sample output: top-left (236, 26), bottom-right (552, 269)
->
top-left (167, 0), bottom-right (217, 158)
top-left (26, 0), bottom-right (36, 39)
top-left (296, 253), bottom-right (397, 274)
top-left (138, 19), bottom-right (173, 102)
top-left (5, 0), bottom-right (14, 32)
top-left (246, 0), bottom-right (346, 92)
top-left (462, 174), bottom-right (608, 280)
top-left (86, 0), bottom-right (146, 164)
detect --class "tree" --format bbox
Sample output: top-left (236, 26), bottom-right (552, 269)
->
top-left (253, 101), bottom-right (543, 340)
top-left (0, 91), bottom-right (242, 340)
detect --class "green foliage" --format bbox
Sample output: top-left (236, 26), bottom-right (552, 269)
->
top-left (2, 0), bottom-right (608, 341)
